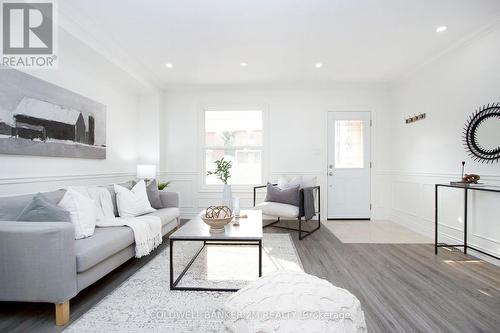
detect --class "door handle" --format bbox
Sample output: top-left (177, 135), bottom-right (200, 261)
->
top-left (328, 172), bottom-right (333, 176)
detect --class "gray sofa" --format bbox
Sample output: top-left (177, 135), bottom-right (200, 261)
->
top-left (0, 181), bottom-right (180, 326)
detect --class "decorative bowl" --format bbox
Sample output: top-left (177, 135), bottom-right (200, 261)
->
top-left (202, 205), bottom-right (233, 232)
top-left (201, 215), bottom-right (234, 232)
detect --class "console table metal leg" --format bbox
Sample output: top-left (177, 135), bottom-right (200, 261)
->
top-left (169, 238), bottom-right (174, 289)
top-left (464, 188), bottom-right (468, 255)
top-left (258, 239), bottom-right (262, 277)
top-left (435, 184), bottom-right (438, 255)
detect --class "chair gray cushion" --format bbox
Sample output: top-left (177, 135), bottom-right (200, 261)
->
top-left (75, 226), bottom-right (134, 272)
top-left (0, 190), bottom-right (66, 221)
top-left (264, 182), bottom-right (300, 207)
top-left (106, 180), bottom-right (136, 217)
top-left (143, 207), bottom-right (180, 226)
top-left (146, 179), bottom-right (163, 209)
top-left (16, 193), bottom-right (70, 222)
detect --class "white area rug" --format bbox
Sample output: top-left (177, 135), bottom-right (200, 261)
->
top-left (324, 220), bottom-right (433, 244)
top-left (64, 233), bottom-right (302, 332)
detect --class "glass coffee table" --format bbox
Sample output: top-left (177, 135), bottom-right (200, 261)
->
top-left (169, 210), bottom-right (263, 292)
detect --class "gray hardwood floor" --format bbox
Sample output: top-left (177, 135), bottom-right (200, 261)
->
top-left (1, 220), bottom-right (499, 333)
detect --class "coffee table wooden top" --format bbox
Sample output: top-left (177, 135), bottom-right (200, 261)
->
top-left (170, 210), bottom-right (263, 240)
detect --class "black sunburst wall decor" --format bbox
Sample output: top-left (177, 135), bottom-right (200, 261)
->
top-left (463, 103), bottom-right (500, 164)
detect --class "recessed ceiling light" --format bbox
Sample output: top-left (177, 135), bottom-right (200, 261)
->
top-left (165, 63), bottom-right (173, 68)
top-left (240, 62), bottom-right (248, 67)
top-left (436, 26), bottom-right (447, 33)
top-left (315, 63), bottom-right (323, 68)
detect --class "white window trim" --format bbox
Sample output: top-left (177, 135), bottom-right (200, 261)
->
top-left (198, 105), bottom-right (269, 193)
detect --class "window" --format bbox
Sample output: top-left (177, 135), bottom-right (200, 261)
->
top-left (204, 110), bottom-right (263, 185)
top-left (334, 120), bottom-right (364, 168)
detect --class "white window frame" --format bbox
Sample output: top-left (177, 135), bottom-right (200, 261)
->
top-left (198, 106), bottom-right (268, 193)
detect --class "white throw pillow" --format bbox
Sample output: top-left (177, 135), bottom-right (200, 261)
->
top-left (301, 176), bottom-right (317, 188)
top-left (58, 188), bottom-right (97, 239)
top-left (278, 176), bottom-right (302, 189)
top-left (114, 180), bottom-right (155, 217)
top-left (67, 185), bottom-right (114, 221)
top-left (278, 175), bottom-right (317, 189)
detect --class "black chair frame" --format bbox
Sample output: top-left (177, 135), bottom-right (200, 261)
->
top-left (253, 184), bottom-right (321, 240)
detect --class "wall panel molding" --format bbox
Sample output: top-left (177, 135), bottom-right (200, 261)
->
top-left (376, 170), bottom-right (500, 180)
top-left (385, 169), bottom-right (500, 266)
top-left (472, 232), bottom-right (500, 245)
top-left (0, 172), bottom-right (135, 186)
top-left (166, 178), bottom-right (195, 208)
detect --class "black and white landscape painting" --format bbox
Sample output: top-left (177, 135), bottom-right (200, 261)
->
top-left (0, 70), bottom-right (106, 159)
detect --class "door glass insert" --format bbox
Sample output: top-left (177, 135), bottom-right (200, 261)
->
top-left (334, 120), bottom-right (364, 168)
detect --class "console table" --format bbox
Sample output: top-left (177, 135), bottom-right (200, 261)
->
top-left (435, 183), bottom-right (500, 260)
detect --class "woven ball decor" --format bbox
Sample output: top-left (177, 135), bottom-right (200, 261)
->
top-left (205, 206), bottom-right (232, 219)
top-left (202, 206), bottom-right (233, 232)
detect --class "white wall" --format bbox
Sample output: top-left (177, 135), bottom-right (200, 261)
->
top-left (386, 26), bottom-right (500, 263)
top-left (0, 28), bottom-right (157, 195)
top-left (137, 93), bottom-right (163, 168)
top-left (160, 85), bottom-right (393, 219)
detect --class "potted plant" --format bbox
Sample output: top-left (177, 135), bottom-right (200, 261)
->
top-left (207, 157), bottom-right (233, 209)
top-left (157, 181), bottom-right (171, 191)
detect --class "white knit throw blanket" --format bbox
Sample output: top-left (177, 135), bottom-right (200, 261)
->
top-left (88, 186), bottom-right (163, 258)
top-left (96, 216), bottom-right (163, 258)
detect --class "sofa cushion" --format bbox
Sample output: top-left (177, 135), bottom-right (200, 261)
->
top-left (143, 207), bottom-right (179, 226)
top-left (106, 180), bottom-right (135, 217)
top-left (75, 226), bottom-right (134, 272)
top-left (255, 201), bottom-right (299, 218)
top-left (16, 193), bottom-right (71, 222)
top-left (0, 190), bottom-right (66, 221)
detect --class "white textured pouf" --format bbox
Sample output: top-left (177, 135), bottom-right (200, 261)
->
top-left (224, 270), bottom-right (366, 333)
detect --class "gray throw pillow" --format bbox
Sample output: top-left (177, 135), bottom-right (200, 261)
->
top-left (264, 182), bottom-right (300, 207)
top-left (146, 179), bottom-right (163, 209)
top-left (16, 193), bottom-right (71, 222)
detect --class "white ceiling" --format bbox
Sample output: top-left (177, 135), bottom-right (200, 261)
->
top-left (60, 0), bottom-right (500, 88)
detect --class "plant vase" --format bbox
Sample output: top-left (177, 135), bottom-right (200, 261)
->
top-left (222, 184), bottom-right (233, 210)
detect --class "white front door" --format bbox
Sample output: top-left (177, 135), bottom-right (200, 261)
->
top-left (327, 111), bottom-right (371, 219)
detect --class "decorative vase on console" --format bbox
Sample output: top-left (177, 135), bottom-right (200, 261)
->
top-left (206, 157), bottom-right (233, 210)
top-left (222, 184), bottom-right (233, 210)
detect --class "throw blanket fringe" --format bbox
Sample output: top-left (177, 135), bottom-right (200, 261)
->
top-left (135, 231), bottom-right (163, 258)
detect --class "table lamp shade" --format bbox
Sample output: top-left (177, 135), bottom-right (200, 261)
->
top-left (137, 165), bottom-right (156, 179)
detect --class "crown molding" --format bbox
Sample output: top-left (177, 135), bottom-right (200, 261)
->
top-left (163, 81), bottom-right (391, 93)
top-left (389, 13), bottom-right (500, 88)
top-left (56, 3), bottom-right (500, 91)
top-left (58, 3), bottom-right (165, 92)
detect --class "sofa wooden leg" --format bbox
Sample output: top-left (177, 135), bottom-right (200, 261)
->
top-left (55, 301), bottom-right (70, 326)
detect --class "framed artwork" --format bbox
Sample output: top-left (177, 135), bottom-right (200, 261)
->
top-left (0, 69), bottom-right (106, 159)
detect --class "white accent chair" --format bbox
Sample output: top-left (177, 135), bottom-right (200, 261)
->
top-left (253, 183), bottom-right (321, 240)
